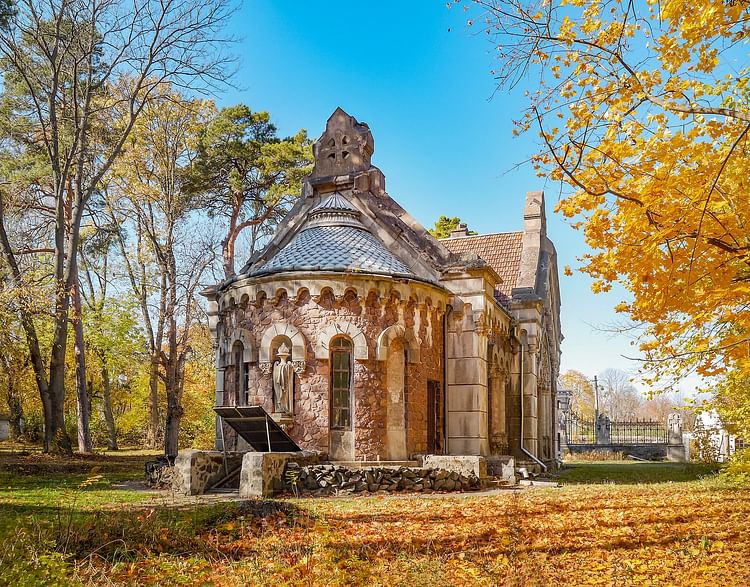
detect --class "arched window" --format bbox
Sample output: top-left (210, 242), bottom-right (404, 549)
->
top-left (233, 340), bottom-right (248, 406)
top-left (330, 337), bottom-right (353, 430)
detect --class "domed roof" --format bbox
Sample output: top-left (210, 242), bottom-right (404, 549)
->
top-left (250, 193), bottom-right (415, 278)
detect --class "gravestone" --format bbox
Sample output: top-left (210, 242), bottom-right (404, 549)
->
top-left (596, 414), bottom-right (611, 444)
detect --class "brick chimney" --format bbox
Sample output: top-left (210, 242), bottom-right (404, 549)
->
top-left (449, 223), bottom-right (470, 238)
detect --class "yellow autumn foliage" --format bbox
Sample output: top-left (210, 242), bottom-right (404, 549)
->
top-left (473, 0), bottom-right (750, 387)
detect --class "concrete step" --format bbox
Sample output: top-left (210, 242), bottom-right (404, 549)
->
top-left (482, 476), bottom-right (516, 489)
top-left (519, 478), bottom-right (560, 488)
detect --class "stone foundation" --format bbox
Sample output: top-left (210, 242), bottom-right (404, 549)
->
top-left (287, 463), bottom-right (482, 496)
top-left (239, 451), bottom-right (321, 498)
top-left (176, 450), bottom-right (518, 498)
top-left (485, 455), bottom-right (516, 485)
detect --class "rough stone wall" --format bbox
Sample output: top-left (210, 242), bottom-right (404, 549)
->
top-left (219, 282), bottom-right (444, 460)
top-left (286, 462), bottom-right (481, 497)
top-left (407, 301), bottom-right (443, 455)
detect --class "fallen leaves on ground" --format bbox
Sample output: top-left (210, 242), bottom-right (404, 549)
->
top-left (75, 481), bottom-right (750, 586)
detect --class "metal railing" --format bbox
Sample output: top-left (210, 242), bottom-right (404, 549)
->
top-left (610, 420), bottom-right (667, 444)
top-left (565, 412), bottom-right (596, 444)
top-left (564, 412), bottom-right (668, 445)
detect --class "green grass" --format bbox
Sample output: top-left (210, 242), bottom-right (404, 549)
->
top-left (0, 454), bottom-right (746, 586)
top-left (557, 461), bottom-right (722, 485)
top-left (0, 450), bottom-right (161, 539)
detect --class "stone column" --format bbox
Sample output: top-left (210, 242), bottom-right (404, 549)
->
top-left (596, 414), bottom-right (611, 444)
top-left (385, 339), bottom-right (407, 460)
top-left (488, 367), bottom-right (508, 453)
top-left (522, 342), bottom-right (539, 456)
top-left (214, 357), bottom-right (226, 450)
top-left (446, 311), bottom-right (489, 455)
top-left (536, 385), bottom-right (545, 459)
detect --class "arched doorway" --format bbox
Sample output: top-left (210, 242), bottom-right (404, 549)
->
top-left (329, 336), bottom-right (354, 460)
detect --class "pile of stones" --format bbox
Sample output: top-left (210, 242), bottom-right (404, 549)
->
top-left (144, 455), bottom-right (176, 489)
top-left (284, 462), bottom-right (481, 496)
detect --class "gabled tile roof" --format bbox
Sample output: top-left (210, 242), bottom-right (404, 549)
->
top-left (442, 232), bottom-right (524, 307)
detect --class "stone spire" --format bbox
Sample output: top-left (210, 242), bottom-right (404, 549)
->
top-left (311, 108), bottom-right (374, 179)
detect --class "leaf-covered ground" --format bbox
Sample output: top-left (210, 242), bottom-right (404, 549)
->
top-left (1, 454), bottom-right (748, 586)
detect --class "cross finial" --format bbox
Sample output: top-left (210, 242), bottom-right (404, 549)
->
top-left (311, 108), bottom-right (374, 179)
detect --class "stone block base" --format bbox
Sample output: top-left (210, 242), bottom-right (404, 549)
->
top-left (485, 455), bottom-right (516, 484)
top-left (173, 450), bottom-right (244, 495)
top-left (239, 451), bottom-right (320, 498)
top-left (667, 444), bottom-right (688, 462)
top-left (422, 455), bottom-right (487, 478)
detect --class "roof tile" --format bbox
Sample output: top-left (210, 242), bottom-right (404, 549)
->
top-left (442, 232), bottom-right (524, 307)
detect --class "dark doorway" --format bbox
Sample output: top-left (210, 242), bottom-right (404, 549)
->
top-left (427, 380), bottom-right (444, 454)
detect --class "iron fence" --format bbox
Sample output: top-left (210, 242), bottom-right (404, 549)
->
top-left (564, 412), bottom-right (668, 445)
top-left (610, 420), bottom-right (668, 444)
top-left (565, 412), bottom-right (596, 444)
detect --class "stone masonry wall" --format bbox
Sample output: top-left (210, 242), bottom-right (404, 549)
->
top-left (285, 462), bottom-right (481, 496)
top-left (220, 280), bottom-right (445, 460)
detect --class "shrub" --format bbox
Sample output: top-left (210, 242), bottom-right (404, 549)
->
top-left (564, 450), bottom-right (625, 462)
top-left (719, 448), bottom-right (750, 484)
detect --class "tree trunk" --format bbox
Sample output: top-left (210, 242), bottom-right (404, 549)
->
top-left (47, 309), bottom-right (72, 454)
top-left (0, 198), bottom-right (56, 452)
top-left (3, 364), bottom-right (24, 440)
top-left (163, 351), bottom-right (183, 457)
top-left (99, 363), bottom-right (118, 451)
top-left (146, 352), bottom-right (162, 449)
top-left (72, 266), bottom-right (93, 453)
top-left (164, 386), bottom-right (183, 457)
top-left (163, 252), bottom-right (185, 457)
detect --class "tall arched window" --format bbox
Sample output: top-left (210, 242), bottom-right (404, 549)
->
top-left (330, 337), bottom-right (353, 429)
top-left (233, 340), bottom-right (247, 406)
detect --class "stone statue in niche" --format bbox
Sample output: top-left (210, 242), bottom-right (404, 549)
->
top-left (272, 343), bottom-right (295, 414)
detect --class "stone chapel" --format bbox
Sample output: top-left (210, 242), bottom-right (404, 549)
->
top-left (202, 108), bottom-right (562, 467)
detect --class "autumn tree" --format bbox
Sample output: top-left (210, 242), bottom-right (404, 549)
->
top-left (78, 219), bottom-right (146, 451)
top-left (188, 105), bottom-right (312, 278)
top-left (559, 369), bottom-right (596, 417)
top-left (467, 0), bottom-right (750, 389)
top-left (429, 215), bottom-right (477, 239)
top-left (710, 372), bottom-right (750, 441)
top-left (0, 297), bottom-right (28, 439)
top-left (108, 87), bottom-right (216, 456)
top-left (0, 0), bottom-right (233, 452)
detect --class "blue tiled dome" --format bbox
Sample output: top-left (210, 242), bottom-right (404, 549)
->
top-left (250, 193), bottom-right (414, 278)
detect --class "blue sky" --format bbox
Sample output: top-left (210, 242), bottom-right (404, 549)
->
top-left (218, 1), bottom-right (662, 389)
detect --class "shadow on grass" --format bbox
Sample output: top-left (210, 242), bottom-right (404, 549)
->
top-left (1, 499), bottom-right (310, 562)
top-left (557, 461), bottom-right (721, 485)
top-left (0, 451), bottom-right (156, 476)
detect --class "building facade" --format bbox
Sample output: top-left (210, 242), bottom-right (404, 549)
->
top-left (202, 108), bottom-right (562, 465)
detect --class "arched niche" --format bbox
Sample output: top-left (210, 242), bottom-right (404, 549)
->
top-left (258, 321), bottom-right (307, 374)
top-left (315, 320), bottom-right (369, 360)
top-left (376, 323), bottom-right (420, 363)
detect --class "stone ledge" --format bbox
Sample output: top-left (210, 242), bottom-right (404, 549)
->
top-left (422, 455), bottom-right (488, 478)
